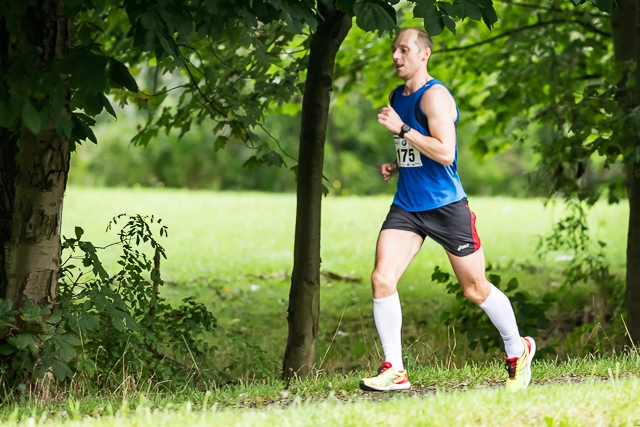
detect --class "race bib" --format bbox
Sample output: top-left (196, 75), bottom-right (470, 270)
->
top-left (394, 135), bottom-right (422, 167)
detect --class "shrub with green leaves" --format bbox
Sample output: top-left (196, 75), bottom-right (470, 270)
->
top-left (0, 214), bottom-right (217, 392)
top-left (433, 265), bottom-right (554, 356)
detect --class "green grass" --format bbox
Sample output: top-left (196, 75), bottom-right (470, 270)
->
top-left (59, 187), bottom-right (630, 374)
top-left (2, 354), bottom-right (640, 426)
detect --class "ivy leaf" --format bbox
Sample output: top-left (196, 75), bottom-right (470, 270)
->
top-left (107, 59), bottom-right (139, 93)
top-left (22, 99), bottom-right (41, 134)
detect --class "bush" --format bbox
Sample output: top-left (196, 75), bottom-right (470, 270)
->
top-left (0, 214), bottom-right (218, 395)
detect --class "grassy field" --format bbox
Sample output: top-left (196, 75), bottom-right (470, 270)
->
top-left (1, 187), bottom-right (635, 425)
top-left (2, 354), bottom-right (640, 426)
top-left (61, 187), bottom-right (629, 374)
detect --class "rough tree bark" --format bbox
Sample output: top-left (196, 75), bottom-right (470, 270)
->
top-left (611, 0), bottom-right (640, 344)
top-left (0, 16), bottom-right (17, 300)
top-left (627, 0), bottom-right (640, 344)
top-left (0, 129), bottom-right (17, 301)
top-left (283, 4), bottom-right (351, 380)
top-left (5, 0), bottom-right (72, 309)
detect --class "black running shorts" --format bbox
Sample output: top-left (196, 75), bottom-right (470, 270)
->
top-left (380, 198), bottom-right (481, 257)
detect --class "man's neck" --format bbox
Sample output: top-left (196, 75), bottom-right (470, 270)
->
top-left (402, 72), bottom-right (432, 95)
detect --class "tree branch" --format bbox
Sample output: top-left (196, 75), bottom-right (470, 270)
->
top-left (439, 18), bottom-right (610, 53)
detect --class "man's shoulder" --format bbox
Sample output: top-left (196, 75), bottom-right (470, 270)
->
top-left (420, 83), bottom-right (454, 106)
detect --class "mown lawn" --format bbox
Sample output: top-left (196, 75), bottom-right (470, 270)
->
top-left (60, 187), bottom-right (629, 374)
top-left (2, 354), bottom-right (640, 426)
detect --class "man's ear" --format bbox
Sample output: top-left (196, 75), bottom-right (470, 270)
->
top-left (423, 47), bottom-right (432, 62)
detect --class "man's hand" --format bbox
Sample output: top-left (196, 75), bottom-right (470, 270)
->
top-left (379, 162), bottom-right (398, 182)
top-left (377, 105), bottom-right (403, 134)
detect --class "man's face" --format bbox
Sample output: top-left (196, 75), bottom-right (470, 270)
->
top-left (391, 31), bottom-right (430, 80)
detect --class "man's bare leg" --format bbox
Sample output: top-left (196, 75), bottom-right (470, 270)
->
top-left (447, 247), bottom-right (524, 358)
top-left (370, 229), bottom-right (423, 369)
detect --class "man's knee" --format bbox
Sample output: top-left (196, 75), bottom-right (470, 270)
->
top-left (460, 277), bottom-right (491, 304)
top-left (371, 269), bottom-right (398, 297)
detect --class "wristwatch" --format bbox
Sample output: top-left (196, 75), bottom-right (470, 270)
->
top-left (399, 123), bottom-right (411, 138)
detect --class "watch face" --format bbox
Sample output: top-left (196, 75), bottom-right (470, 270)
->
top-left (402, 124), bottom-right (411, 133)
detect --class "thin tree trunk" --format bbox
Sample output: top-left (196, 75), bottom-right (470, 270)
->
top-left (5, 0), bottom-right (72, 309)
top-left (0, 128), bottom-right (17, 300)
top-left (626, 0), bottom-right (640, 344)
top-left (611, 0), bottom-right (640, 344)
top-left (0, 16), bottom-right (16, 300)
top-left (283, 5), bottom-right (351, 380)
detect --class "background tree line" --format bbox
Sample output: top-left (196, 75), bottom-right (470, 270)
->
top-left (68, 92), bottom-right (537, 197)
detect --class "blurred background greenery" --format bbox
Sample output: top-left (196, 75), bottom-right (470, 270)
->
top-left (68, 94), bottom-right (538, 197)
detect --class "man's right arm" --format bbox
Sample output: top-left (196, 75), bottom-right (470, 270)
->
top-left (379, 161), bottom-right (398, 182)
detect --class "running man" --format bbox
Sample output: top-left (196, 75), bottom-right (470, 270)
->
top-left (359, 28), bottom-right (535, 393)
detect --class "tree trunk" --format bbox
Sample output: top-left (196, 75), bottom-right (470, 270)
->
top-left (5, 0), bottom-right (72, 309)
top-left (0, 128), bottom-right (17, 300)
top-left (0, 15), bottom-right (16, 300)
top-left (626, 0), bottom-right (640, 344)
top-left (283, 5), bottom-right (351, 380)
top-left (611, 0), bottom-right (640, 344)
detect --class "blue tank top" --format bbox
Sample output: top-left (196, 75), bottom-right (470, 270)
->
top-left (391, 79), bottom-right (467, 212)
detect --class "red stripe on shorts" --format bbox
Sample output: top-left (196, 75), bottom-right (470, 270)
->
top-left (468, 205), bottom-right (481, 251)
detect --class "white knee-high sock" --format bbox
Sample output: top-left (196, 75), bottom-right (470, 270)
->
top-left (373, 291), bottom-right (404, 371)
top-left (479, 284), bottom-right (525, 358)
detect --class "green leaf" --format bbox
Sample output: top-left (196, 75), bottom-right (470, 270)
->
top-left (414, 0), bottom-right (445, 36)
top-left (60, 49), bottom-right (108, 93)
top-left (53, 112), bottom-right (73, 139)
top-left (453, 0), bottom-right (482, 21)
top-left (53, 334), bottom-right (80, 362)
top-left (336, 0), bottom-right (357, 15)
top-left (75, 226), bottom-right (84, 240)
top-left (22, 99), bottom-right (41, 134)
top-left (354, 0), bottom-right (397, 35)
top-left (590, 0), bottom-right (612, 12)
top-left (71, 113), bottom-right (98, 144)
top-left (442, 13), bottom-right (456, 34)
top-left (107, 59), bottom-right (139, 92)
top-left (0, 343), bottom-right (16, 356)
top-left (48, 358), bottom-right (73, 381)
top-left (262, 151), bottom-right (284, 167)
top-left (475, 0), bottom-right (497, 29)
top-left (20, 299), bottom-right (49, 323)
top-left (101, 93), bottom-right (117, 118)
top-left (7, 333), bottom-right (38, 356)
top-left (77, 357), bottom-right (96, 377)
top-left (139, 11), bottom-right (158, 30)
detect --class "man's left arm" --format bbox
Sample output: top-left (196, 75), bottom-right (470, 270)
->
top-left (405, 86), bottom-right (457, 165)
top-left (377, 85), bottom-right (457, 166)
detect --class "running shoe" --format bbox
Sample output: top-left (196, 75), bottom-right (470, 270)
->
top-left (504, 336), bottom-right (536, 393)
top-left (359, 361), bottom-right (411, 391)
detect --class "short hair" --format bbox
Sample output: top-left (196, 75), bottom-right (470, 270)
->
top-left (395, 28), bottom-right (433, 52)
